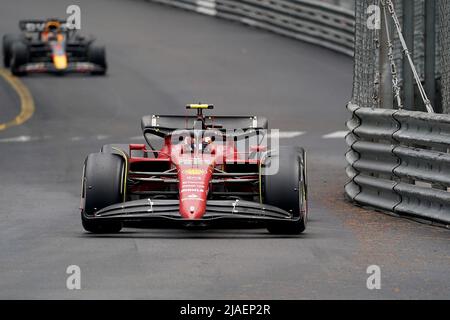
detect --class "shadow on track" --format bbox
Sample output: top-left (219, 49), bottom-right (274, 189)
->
top-left (75, 228), bottom-right (314, 240)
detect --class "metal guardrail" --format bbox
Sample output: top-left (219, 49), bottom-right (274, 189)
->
top-left (146, 0), bottom-right (355, 56)
top-left (346, 102), bottom-right (450, 225)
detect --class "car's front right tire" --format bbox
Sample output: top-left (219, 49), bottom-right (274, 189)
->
top-left (2, 34), bottom-right (25, 68)
top-left (81, 153), bottom-right (124, 233)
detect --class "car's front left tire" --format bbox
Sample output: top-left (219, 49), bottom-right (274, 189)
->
top-left (87, 45), bottom-right (107, 75)
top-left (262, 146), bottom-right (308, 235)
top-left (2, 34), bottom-right (25, 68)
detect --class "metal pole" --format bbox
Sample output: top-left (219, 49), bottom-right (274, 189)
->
top-left (425, 0), bottom-right (437, 112)
top-left (402, 0), bottom-right (415, 110)
top-left (379, 4), bottom-right (394, 109)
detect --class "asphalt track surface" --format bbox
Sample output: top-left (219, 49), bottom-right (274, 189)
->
top-left (0, 0), bottom-right (449, 299)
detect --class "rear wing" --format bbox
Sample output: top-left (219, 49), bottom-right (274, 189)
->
top-left (141, 115), bottom-right (268, 137)
top-left (19, 19), bottom-right (69, 32)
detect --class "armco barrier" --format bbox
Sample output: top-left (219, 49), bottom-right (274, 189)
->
top-left (346, 102), bottom-right (450, 225)
top-left (146, 0), bottom-right (355, 56)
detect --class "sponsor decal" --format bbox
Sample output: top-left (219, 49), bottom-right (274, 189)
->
top-left (181, 197), bottom-right (205, 202)
top-left (181, 188), bottom-right (204, 193)
top-left (184, 168), bottom-right (206, 175)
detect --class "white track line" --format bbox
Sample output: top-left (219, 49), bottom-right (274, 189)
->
top-left (132, 131), bottom-right (305, 140)
top-left (0, 132), bottom-right (307, 143)
top-left (0, 135), bottom-right (37, 142)
top-left (275, 131), bottom-right (305, 139)
top-left (129, 136), bottom-right (145, 141)
top-left (322, 130), bottom-right (348, 139)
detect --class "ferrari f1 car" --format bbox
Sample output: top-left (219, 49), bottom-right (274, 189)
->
top-left (80, 104), bottom-right (308, 234)
top-left (2, 19), bottom-right (107, 75)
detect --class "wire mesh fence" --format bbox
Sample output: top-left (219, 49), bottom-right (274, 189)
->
top-left (439, 0), bottom-right (450, 114)
top-left (352, 0), bottom-right (450, 114)
top-left (316, 0), bottom-right (355, 10)
top-left (351, 0), bottom-right (380, 108)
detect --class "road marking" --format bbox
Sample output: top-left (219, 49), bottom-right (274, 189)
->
top-left (130, 136), bottom-right (145, 140)
top-left (132, 132), bottom-right (305, 139)
top-left (0, 135), bottom-right (35, 142)
top-left (0, 68), bottom-right (35, 131)
top-left (322, 130), bottom-right (348, 139)
top-left (0, 132), bottom-right (309, 143)
top-left (0, 135), bottom-right (52, 143)
top-left (273, 131), bottom-right (305, 139)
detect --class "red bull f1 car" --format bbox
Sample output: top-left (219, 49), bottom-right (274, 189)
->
top-left (80, 105), bottom-right (308, 234)
top-left (2, 19), bottom-right (107, 76)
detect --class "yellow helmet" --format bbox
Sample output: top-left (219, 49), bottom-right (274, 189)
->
top-left (44, 20), bottom-right (61, 33)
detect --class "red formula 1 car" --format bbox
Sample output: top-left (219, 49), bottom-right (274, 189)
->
top-left (80, 104), bottom-right (308, 234)
top-left (2, 19), bottom-right (106, 76)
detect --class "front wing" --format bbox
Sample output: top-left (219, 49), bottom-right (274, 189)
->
top-left (18, 62), bottom-right (105, 74)
top-left (82, 199), bottom-right (297, 226)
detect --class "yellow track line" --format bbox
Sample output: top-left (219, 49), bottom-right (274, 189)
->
top-left (0, 68), bottom-right (35, 131)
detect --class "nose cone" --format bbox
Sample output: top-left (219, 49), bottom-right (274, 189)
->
top-left (180, 200), bottom-right (206, 220)
top-left (178, 166), bottom-right (212, 220)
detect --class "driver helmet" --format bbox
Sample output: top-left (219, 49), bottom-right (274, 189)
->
top-left (43, 21), bottom-right (61, 40)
